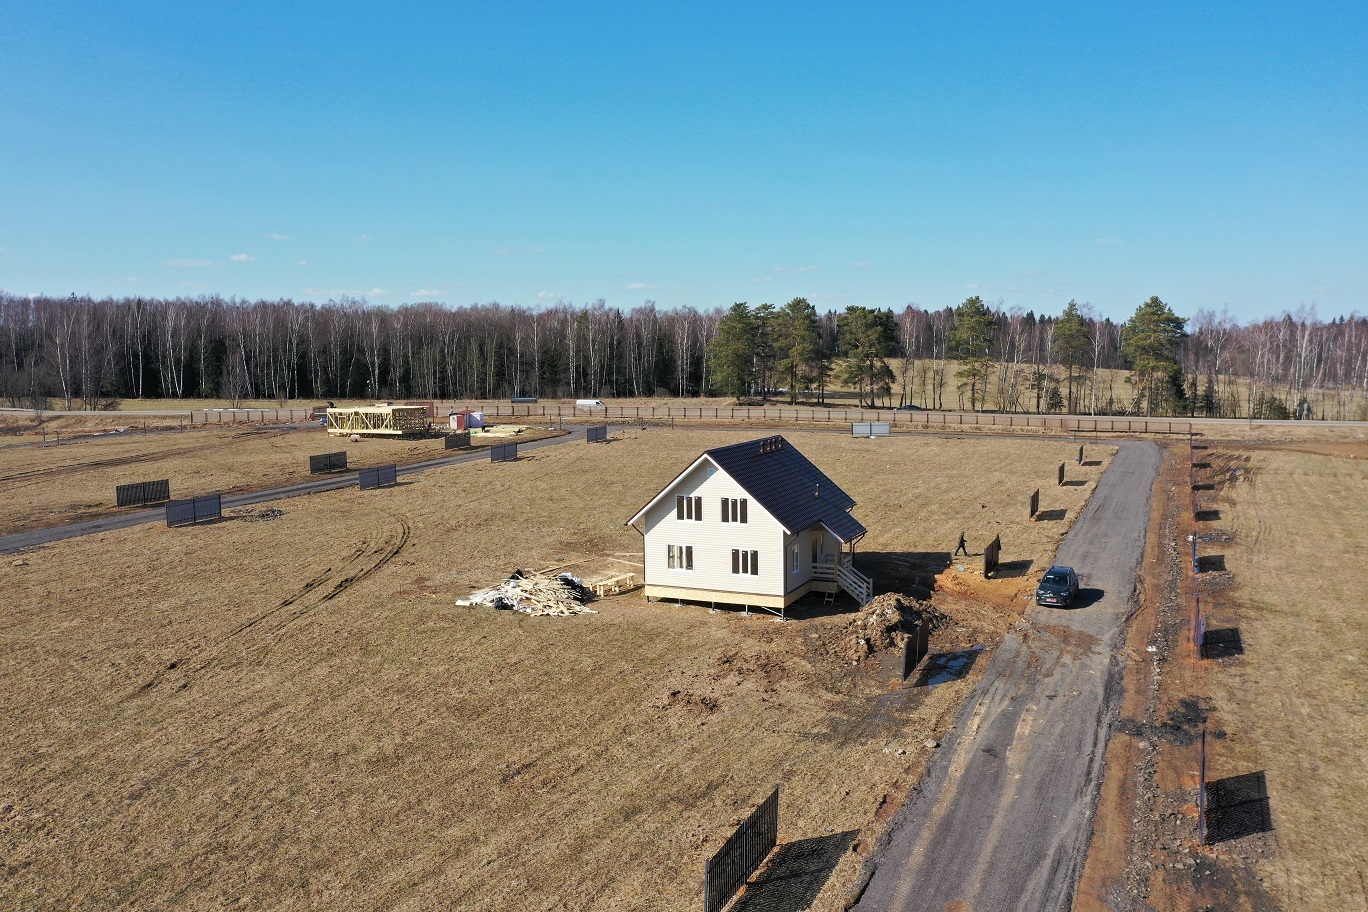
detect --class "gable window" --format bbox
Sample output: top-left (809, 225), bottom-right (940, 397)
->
top-left (790, 542), bottom-right (800, 575)
top-left (731, 548), bottom-right (759, 576)
top-left (667, 544), bottom-right (694, 570)
top-left (676, 495), bottom-right (702, 521)
top-left (719, 497), bottom-right (748, 524)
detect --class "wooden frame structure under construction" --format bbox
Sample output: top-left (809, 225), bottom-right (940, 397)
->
top-left (326, 404), bottom-right (428, 437)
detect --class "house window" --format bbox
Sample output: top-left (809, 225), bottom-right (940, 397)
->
top-left (731, 548), bottom-right (759, 575)
top-left (676, 495), bottom-right (702, 521)
top-left (790, 542), bottom-right (800, 575)
top-left (719, 497), bottom-right (748, 524)
top-left (667, 544), bottom-right (693, 570)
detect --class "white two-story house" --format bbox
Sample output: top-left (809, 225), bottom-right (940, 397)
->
top-left (626, 435), bottom-right (872, 612)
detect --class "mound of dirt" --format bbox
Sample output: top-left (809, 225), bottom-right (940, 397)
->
top-left (840, 592), bottom-right (947, 663)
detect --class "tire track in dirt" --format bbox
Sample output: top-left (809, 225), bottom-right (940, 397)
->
top-left (123, 510), bottom-right (410, 699)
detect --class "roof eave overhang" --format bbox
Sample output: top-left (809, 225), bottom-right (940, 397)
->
top-left (817, 519), bottom-right (867, 546)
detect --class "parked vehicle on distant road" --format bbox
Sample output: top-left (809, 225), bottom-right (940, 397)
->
top-left (1036, 566), bottom-right (1079, 606)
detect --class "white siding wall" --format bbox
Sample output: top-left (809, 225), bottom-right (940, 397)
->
top-left (642, 460), bottom-right (785, 598)
top-left (784, 526), bottom-right (835, 595)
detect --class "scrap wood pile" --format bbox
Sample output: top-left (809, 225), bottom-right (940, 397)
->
top-left (457, 569), bottom-right (597, 617)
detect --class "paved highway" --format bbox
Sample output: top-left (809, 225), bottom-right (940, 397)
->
top-left (853, 440), bottom-right (1162, 912)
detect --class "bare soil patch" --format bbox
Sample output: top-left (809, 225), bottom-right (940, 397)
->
top-left (0, 430), bottom-right (1107, 911)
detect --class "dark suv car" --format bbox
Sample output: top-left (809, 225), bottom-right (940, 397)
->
top-left (1036, 566), bottom-right (1080, 607)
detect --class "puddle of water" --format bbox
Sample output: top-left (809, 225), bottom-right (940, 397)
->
top-left (916, 646), bottom-right (984, 687)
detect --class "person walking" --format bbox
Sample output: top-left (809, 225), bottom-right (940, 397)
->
top-left (955, 531), bottom-right (969, 556)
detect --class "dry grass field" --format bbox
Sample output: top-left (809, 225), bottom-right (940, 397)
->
top-left (1200, 446), bottom-right (1368, 911)
top-left (0, 424), bottom-right (562, 537)
top-left (0, 430), bottom-right (1106, 910)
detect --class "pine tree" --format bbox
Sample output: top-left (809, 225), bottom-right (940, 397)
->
top-left (836, 306), bottom-right (897, 407)
top-left (774, 297), bottom-right (820, 404)
top-left (752, 302), bottom-right (777, 402)
top-left (950, 296), bottom-right (997, 411)
top-left (1053, 300), bottom-right (1090, 414)
top-left (1121, 296), bottom-right (1187, 415)
top-left (706, 303), bottom-right (757, 398)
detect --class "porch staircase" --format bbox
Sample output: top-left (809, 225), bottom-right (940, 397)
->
top-left (815, 554), bottom-right (874, 605)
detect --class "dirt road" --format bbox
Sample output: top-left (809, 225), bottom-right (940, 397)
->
top-left (853, 440), bottom-right (1162, 912)
top-left (0, 428), bottom-right (585, 553)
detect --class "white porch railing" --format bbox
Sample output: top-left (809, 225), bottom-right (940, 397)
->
top-left (813, 555), bottom-right (872, 604)
top-left (836, 554), bottom-right (873, 604)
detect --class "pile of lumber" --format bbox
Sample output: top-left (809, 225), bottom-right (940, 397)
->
top-left (457, 570), bottom-right (597, 617)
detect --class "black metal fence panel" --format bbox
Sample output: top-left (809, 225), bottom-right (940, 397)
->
top-left (1057, 462), bottom-right (1066, 486)
top-left (359, 465), bottom-right (398, 490)
top-left (1078, 444), bottom-right (1084, 464)
top-left (490, 442), bottom-right (518, 462)
top-left (116, 479), bottom-right (171, 507)
top-left (983, 535), bottom-right (1002, 577)
top-left (165, 493), bottom-right (222, 527)
top-left (445, 431), bottom-right (471, 449)
top-left (902, 623), bottom-right (930, 681)
top-left (704, 786), bottom-right (779, 912)
top-left (586, 425), bottom-right (608, 443)
top-left (309, 451), bottom-right (348, 474)
top-left (1029, 488), bottom-right (1040, 519)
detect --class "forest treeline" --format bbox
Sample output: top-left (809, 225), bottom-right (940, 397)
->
top-left (1, 291), bottom-right (1365, 420)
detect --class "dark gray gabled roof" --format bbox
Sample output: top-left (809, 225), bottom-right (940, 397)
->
top-left (705, 435), bottom-right (866, 543)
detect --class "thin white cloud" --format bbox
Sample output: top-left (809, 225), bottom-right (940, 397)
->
top-left (295, 260), bottom-right (310, 266)
top-left (537, 291), bottom-right (560, 299)
top-left (852, 260), bottom-right (870, 268)
top-left (358, 233), bottom-right (371, 240)
top-left (492, 248), bottom-right (512, 255)
top-left (264, 233), bottom-right (288, 240)
top-left (1022, 269), bottom-right (1043, 277)
top-left (411, 288), bottom-right (444, 297)
top-left (797, 265), bottom-right (819, 272)
top-left (965, 282), bottom-right (983, 291)
top-left (1092, 237), bottom-right (1122, 247)
top-left (229, 253), bottom-right (253, 262)
top-left (526, 246), bottom-right (544, 254)
top-left (125, 276), bottom-right (138, 282)
top-left (303, 287), bottom-right (390, 298)
top-left (166, 258), bottom-right (213, 268)
top-left (752, 276), bottom-right (774, 284)
top-left (626, 282), bottom-right (659, 290)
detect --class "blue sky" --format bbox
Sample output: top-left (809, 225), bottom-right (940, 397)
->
top-left (2, 2), bottom-right (1364, 323)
